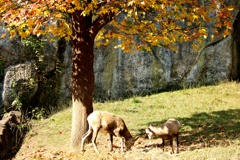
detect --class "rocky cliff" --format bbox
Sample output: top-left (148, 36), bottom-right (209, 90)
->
top-left (94, 35), bottom-right (236, 100)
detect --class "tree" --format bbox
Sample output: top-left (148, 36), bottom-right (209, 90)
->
top-left (0, 0), bottom-right (234, 149)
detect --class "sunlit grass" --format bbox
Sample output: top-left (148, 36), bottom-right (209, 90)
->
top-left (15, 81), bottom-right (240, 160)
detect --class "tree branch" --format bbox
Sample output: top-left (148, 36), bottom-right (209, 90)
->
top-left (91, 9), bottom-right (123, 38)
top-left (96, 1), bottom-right (107, 11)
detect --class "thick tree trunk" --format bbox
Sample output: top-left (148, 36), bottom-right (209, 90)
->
top-left (70, 11), bottom-right (94, 149)
top-left (69, 6), bottom-right (115, 149)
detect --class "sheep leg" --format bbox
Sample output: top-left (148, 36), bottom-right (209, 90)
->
top-left (114, 128), bottom-right (125, 152)
top-left (81, 127), bottom-right (93, 152)
top-left (92, 128), bottom-right (100, 153)
top-left (162, 138), bottom-right (165, 152)
top-left (120, 137), bottom-right (125, 152)
top-left (109, 134), bottom-right (113, 151)
top-left (176, 134), bottom-right (179, 154)
top-left (170, 138), bottom-right (174, 154)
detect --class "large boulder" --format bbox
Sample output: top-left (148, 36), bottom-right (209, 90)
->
top-left (2, 62), bottom-right (37, 111)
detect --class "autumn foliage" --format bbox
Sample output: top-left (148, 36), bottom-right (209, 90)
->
top-left (0, 0), bottom-right (234, 51)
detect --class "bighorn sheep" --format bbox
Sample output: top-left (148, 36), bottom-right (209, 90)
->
top-left (145, 118), bottom-right (180, 153)
top-left (81, 111), bottom-right (139, 153)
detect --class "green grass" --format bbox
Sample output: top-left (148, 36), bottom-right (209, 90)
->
top-left (14, 81), bottom-right (240, 160)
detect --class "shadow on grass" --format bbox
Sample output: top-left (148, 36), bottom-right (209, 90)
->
top-left (140, 109), bottom-right (240, 148)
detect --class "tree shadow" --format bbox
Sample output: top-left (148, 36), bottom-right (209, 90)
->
top-left (140, 109), bottom-right (240, 150)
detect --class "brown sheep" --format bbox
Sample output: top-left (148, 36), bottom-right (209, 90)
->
top-left (145, 118), bottom-right (180, 153)
top-left (81, 111), bottom-right (139, 153)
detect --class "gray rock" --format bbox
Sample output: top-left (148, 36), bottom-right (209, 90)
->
top-left (2, 62), bottom-right (37, 110)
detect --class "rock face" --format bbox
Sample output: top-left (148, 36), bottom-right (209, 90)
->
top-left (93, 35), bottom-right (235, 100)
top-left (0, 8), bottom-right (240, 111)
top-left (183, 37), bottom-right (233, 85)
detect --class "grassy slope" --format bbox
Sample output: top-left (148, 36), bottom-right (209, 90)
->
top-left (14, 82), bottom-right (240, 160)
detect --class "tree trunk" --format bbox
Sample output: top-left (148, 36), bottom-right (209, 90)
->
top-left (69, 6), bottom-right (115, 149)
top-left (70, 11), bottom-right (94, 149)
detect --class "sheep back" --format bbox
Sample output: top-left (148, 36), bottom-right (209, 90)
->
top-left (163, 119), bottom-right (180, 135)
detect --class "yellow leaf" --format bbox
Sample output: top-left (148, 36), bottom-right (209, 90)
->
top-left (192, 44), bottom-right (199, 50)
top-left (0, 32), bottom-right (8, 39)
top-left (44, 10), bottom-right (50, 17)
top-left (161, 4), bottom-right (165, 9)
top-left (19, 23), bottom-right (27, 30)
top-left (10, 30), bottom-right (16, 38)
top-left (128, 0), bottom-right (134, 6)
top-left (19, 31), bottom-right (28, 39)
top-left (55, 13), bottom-right (62, 18)
top-left (187, 22), bottom-right (192, 26)
top-left (65, 35), bottom-right (71, 41)
top-left (199, 28), bottom-right (206, 34)
top-left (228, 6), bottom-right (234, 11)
top-left (193, 15), bottom-right (199, 20)
top-left (211, 35), bottom-right (214, 41)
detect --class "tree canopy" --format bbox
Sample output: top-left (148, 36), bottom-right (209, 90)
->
top-left (0, 0), bottom-right (234, 51)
